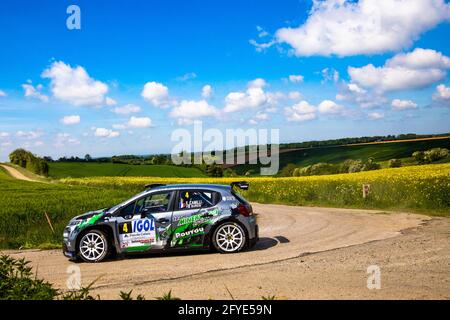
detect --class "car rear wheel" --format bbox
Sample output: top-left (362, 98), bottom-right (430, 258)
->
top-left (78, 230), bottom-right (109, 262)
top-left (213, 222), bottom-right (246, 253)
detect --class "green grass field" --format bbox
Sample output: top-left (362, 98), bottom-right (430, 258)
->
top-left (233, 137), bottom-right (450, 174)
top-left (0, 167), bottom-right (135, 249)
top-left (48, 162), bottom-right (206, 179)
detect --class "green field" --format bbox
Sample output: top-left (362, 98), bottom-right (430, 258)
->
top-left (0, 167), bottom-right (135, 249)
top-left (233, 137), bottom-right (450, 174)
top-left (48, 162), bottom-right (206, 179)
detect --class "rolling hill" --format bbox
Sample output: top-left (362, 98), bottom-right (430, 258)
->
top-left (231, 136), bottom-right (450, 175)
top-left (47, 162), bottom-right (207, 179)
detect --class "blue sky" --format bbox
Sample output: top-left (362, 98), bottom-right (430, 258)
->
top-left (0, 0), bottom-right (449, 160)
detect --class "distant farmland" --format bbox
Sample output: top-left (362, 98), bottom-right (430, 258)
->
top-left (232, 137), bottom-right (450, 175)
top-left (48, 162), bottom-right (206, 179)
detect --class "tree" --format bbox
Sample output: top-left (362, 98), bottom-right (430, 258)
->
top-left (280, 163), bottom-right (297, 177)
top-left (340, 159), bottom-right (363, 173)
top-left (362, 157), bottom-right (381, 171)
top-left (388, 159), bottom-right (402, 168)
top-left (8, 149), bottom-right (49, 177)
top-left (84, 154), bottom-right (92, 162)
top-left (223, 168), bottom-right (238, 177)
top-left (205, 163), bottom-right (223, 177)
top-left (9, 149), bottom-right (30, 168)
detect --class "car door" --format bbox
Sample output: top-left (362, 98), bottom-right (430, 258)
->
top-left (169, 189), bottom-right (220, 248)
top-left (115, 191), bottom-right (174, 252)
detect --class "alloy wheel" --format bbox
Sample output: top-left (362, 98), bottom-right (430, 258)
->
top-left (215, 224), bottom-right (245, 252)
top-left (79, 232), bottom-right (106, 261)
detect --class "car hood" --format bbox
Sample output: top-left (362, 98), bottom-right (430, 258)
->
top-left (73, 209), bottom-right (107, 221)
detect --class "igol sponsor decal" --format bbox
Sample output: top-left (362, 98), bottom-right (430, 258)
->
top-left (175, 227), bottom-right (204, 239)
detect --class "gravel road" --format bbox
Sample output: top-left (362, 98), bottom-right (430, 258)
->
top-left (3, 204), bottom-right (449, 299)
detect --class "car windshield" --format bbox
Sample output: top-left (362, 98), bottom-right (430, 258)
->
top-left (106, 190), bottom-right (149, 213)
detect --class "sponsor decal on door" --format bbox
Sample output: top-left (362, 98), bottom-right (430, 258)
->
top-left (119, 218), bottom-right (156, 249)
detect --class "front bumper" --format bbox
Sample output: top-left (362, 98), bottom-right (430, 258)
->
top-left (63, 242), bottom-right (76, 259)
top-left (63, 226), bottom-right (78, 259)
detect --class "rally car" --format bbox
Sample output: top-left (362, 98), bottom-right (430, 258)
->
top-left (63, 182), bottom-right (258, 262)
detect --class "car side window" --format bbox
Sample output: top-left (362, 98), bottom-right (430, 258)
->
top-left (135, 192), bottom-right (172, 214)
top-left (119, 201), bottom-right (136, 218)
top-left (178, 190), bottom-right (218, 210)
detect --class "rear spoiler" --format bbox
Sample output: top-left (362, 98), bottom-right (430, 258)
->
top-left (230, 181), bottom-right (249, 190)
top-left (144, 183), bottom-right (166, 190)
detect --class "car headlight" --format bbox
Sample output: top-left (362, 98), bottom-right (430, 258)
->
top-left (68, 219), bottom-right (82, 226)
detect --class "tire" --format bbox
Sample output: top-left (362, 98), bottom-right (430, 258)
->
top-left (77, 230), bottom-right (109, 263)
top-left (212, 222), bottom-right (246, 253)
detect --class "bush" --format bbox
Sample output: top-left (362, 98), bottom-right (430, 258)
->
top-left (280, 163), bottom-right (297, 177)
top-left (361, 158), bottom-right (381, 171)
top-left (223, 168), bottom-right (238, 177)
top-left (0, 255), bottom-right (57, 300)
top-left (413, 148), bottom-right (448, 164)
top-left (341, 159), bottom-right (363, 173)
top-left (9, 148), bottom-right (48, 176)
top-left (388, 159), bottom-right (402, 168)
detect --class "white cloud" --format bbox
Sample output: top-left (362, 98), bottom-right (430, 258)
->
top-left (111, 104), bottom-right (141, 114)
top-left (250, 26), bottom-right (274, 52)
top-left (54, 133), bottom-right (81, 147)
top-left (321, 68), bottom-right (339, 83)
top-left (223, 78), bottom-right (270, 113)
top-left (176, 72), bottom-right (197, 81)
top-left (201, 85), bottom-right (213, 99)
top-left (141, 82), bottom-right (173, 108)
top-left (0, 132), bottom-right (10, 138)
top-left (94, 128), bottom-right (120, 138)
top-left (105, 97), bottom-right (117, 106)
top-left (391, 99), bottom-right (417, 110)
top-left (368, 112), bottom-right (385, 120)
top-left (0, 90), bottom-right (6, 97)
top-left (60, 115), bottom-right (81, 125)
top-left (127, 116), bottom-right (152, 128)
top-left (112, 124), bottom-right (126, 130)
top-left (336, 82), bottom-right (386, 109)
top-left (275, 0), bottom-right (450, 57)
top-left (348, 48), bottom-right (450, 92)
top-left (432, 84), bottom-right (450, 101)
top-left (284, 100), bottom-right (317, 122)
top-left (22, 83), bottom-right (49, 102)
top-left (386, 48), bottom-right (450, 69)
top-left (1, 141), bottom-right (12, 148)
top-left (170, 100), bottom-right (219, 123)
top-left (42, 61), bottom-right (108, 106)
top-left (249, 39), bottom-right (276, 53)
top-left (318, 100), bottom-right (344, 114)
top-left (288, 74), bottom-right (304, 83)
top-left (16, 130), bottom-right (43, 140)
top-left (256, 25), bottom-right (269, 38)
top-left (248, 112), bottom-right (269, 125)
top-left (288, 91), bottom-right (302, 101)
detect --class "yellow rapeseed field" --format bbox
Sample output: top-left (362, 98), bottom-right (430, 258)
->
top-left (62, 163), bottom-right (450, 215)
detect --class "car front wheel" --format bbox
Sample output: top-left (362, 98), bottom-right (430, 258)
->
top-left (78, 230), bottom-right (109, 262)
top-left (213, 222), bottom-right (246, 253)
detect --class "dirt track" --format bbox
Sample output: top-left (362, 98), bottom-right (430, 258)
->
top-left (3, 204), bottom-right (450, 299)
top-left (0, 164), bottom-right (36, 181)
